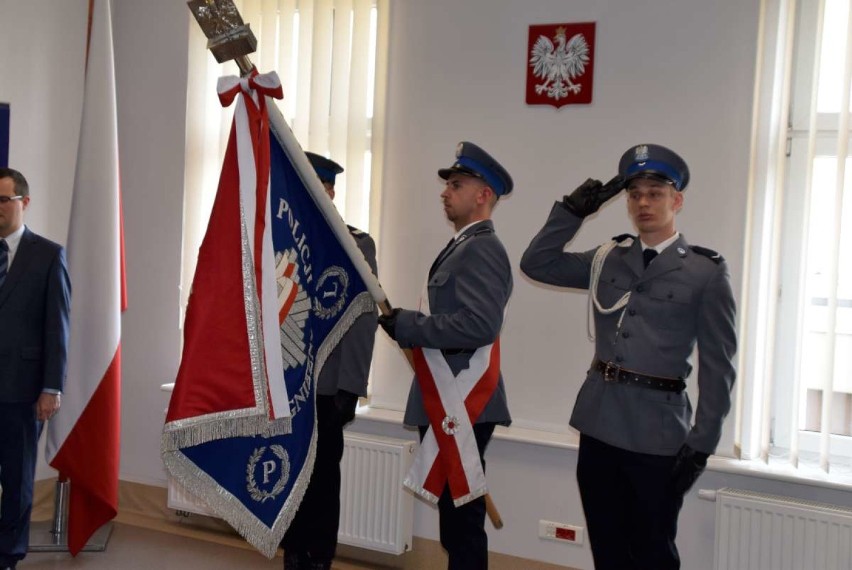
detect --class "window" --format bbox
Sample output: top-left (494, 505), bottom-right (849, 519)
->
top-left (180, 0), bottom-right (389, 322)
top-left (738, 0), bottom-right (852, 477)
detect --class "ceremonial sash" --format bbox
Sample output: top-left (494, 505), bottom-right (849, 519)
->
top-left (404, 285), bottom-right (501, 506)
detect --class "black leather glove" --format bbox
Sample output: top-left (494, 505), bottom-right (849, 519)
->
top-left (670, 444), bottom-right (709, 497)
top-left (562, 175), bottom-right (625, 217)
top-left (334, 389), bottom-right (359, 425)
top-left (377, 308), bottom-right (402, 340)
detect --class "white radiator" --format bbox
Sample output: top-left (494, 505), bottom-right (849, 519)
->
top-left (714, 488), bottom-right (852, 570)
top-left (338, 432), bottom-right (416, 554)
top-left (167, 475), bottom-right (217, 517)
top-left (166, 432), bottom-right (416, 555)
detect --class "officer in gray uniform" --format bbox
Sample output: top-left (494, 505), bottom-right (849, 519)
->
top-left (520, 144), bottom-right (737, 570)
top-left (281, 152), bottom-right (378, 570)
top-left (378, 142), bottom-right (513, 570)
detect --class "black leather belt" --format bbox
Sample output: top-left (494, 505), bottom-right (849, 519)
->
top-left (593, 359), bottom-right (686, 393)
top-left (441, 348), bottom-right (475, 356)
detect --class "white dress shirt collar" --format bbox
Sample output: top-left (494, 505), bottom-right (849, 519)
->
top-left (2, 224), bottom-right (25, 267)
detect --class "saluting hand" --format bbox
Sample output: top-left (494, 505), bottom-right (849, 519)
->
top-left (562, 175), bottom-right (625, 217)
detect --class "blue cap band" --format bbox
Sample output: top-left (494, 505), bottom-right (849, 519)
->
top-left (454, 156), bottom-right (505, 195)
top-left (626, 159), bottom-right (684, 190)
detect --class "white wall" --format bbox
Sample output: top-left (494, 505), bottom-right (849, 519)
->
top-left (5, 0), bottom-right (852, 569)
top-left (371, 0), bottom-right (755, 441)
top-left (0, 0), bottom-right (188, 485)
top-left (0, 0), bottom-right (86, 241)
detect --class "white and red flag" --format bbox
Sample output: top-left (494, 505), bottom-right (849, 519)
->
top-left (45, 0), bottom-right (125, 556)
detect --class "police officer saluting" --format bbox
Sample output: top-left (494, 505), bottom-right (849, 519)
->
top-left (520, 144), bottom-right (737, 569)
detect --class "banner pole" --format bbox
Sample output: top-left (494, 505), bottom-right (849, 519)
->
top-left (185, 0), bottom-right (503, 531)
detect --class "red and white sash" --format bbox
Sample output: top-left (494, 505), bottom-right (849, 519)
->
top-left (404, 284), bottom-right (501, 506)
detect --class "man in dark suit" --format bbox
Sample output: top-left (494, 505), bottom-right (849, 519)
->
top-left (0, 168), bottom-right (71, 570)
top-left (281, 153), bottom-right (377, 570)
top-left (521, 144), bottom-right (737, 569)
top-left (378, 142), bottom-right (513, 570)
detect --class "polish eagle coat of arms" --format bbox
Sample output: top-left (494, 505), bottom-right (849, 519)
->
top-left (526, 22), bottom-right (596, 108)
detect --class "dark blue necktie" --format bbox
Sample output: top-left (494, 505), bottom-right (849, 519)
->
top-left (643, 248), bottom-right (658, 268)
top-left (428, 237), bottom-right (456, 278)
top-left (0, 239), bottom-right (8, 288)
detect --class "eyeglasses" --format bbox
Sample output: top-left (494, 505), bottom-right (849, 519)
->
top-left (0, 196), bottom-right (24, 204)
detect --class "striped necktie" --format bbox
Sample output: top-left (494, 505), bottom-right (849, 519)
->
top-left (0, 239), bottom-right (8, 288)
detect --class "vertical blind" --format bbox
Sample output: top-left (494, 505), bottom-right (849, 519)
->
top-left (739, 0), bottom-right (852, 476)
top-left (180, 0), bottom-right (388, 322)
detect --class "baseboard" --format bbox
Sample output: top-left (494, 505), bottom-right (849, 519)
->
top-left (32, 479), bottom-right (573, 570)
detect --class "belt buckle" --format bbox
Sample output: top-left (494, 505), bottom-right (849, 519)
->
top-left (603, 361), bottom-right (621, 382)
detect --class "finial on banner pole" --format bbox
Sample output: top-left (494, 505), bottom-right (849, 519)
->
top-left (187, 0), bottom-right (257, 76)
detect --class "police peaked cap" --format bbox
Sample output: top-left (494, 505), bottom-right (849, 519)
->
top-left (305, 151), bottom-right (344, 185)
top-left (618, 143), bottom-right (690, 191)
top-left (438, 141), bottom-right (513, 196)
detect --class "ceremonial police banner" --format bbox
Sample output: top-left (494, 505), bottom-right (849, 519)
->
top-left (162, 71), bottom-right (375, 558)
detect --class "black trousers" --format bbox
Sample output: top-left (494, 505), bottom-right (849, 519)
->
top-left (281, 395), bottom-right (346, 562)
top-left (576, 434), bottom-right (683, 570)
top-left (0, 402), bottom-right (41, 567)
top-left (419, 422), bottom-right (495, 570)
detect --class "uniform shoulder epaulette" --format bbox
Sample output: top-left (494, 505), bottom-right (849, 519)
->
top-left (611, 233), bottom-right (634, 244)
top-left (690, 245), bottom-right (724, 264)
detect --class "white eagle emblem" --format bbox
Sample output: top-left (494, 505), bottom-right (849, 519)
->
top-left (275, 248), bottom-right (311, 370)
top-left (529, 27), bottom-right (590, 100)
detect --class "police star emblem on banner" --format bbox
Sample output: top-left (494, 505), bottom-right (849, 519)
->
top-left (526, 22), bottom-right (596, 108)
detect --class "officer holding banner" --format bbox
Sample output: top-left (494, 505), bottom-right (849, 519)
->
top-left (378, 142), bottom-right (512, 570)
top-left (280, 153), bottom-right (377, 570)
top-left (520, 144), bottom-right (737, 569)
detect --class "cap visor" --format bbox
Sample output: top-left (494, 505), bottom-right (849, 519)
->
top-left (625, 171), bottom-right (676, 187)
top-left (438, 166), bottom-right (482, 181)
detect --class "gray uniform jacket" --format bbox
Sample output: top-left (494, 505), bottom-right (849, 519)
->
top-left (0, 227), bottom-right (71, 403)
top-left (395, 220), bottom-right (512, 427)
top-left (520, 203), bottom-right (736, 456)
top-left (316, 226), bottom-right (378, 396)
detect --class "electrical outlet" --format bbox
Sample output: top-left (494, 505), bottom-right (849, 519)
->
top-left (538, 520), bottom-right (584, 545)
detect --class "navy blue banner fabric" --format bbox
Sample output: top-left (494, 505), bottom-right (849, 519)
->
top-left (168, 123), bottom-right (372, 557)
top-left (0, 103), bottom-right (9, 168)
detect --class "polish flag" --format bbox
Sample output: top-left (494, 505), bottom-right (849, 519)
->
top-left (45, 0), bottom-right (125, 555)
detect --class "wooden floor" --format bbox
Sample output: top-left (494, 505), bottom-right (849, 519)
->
top-left (17, 521), bottom-right (576, 570)
top-left (24, 481), bottom-right (577, 570)
top-left (21, 523), bottom-right (288, 570)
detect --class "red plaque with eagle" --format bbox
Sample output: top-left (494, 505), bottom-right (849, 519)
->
top-left (526, 22), bottom-right (596, 108)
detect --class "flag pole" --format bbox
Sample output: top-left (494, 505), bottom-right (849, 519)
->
top-left (30, 0), bottom-right (118, 553)
top-left (186, 0), bottom-right (503, 530)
